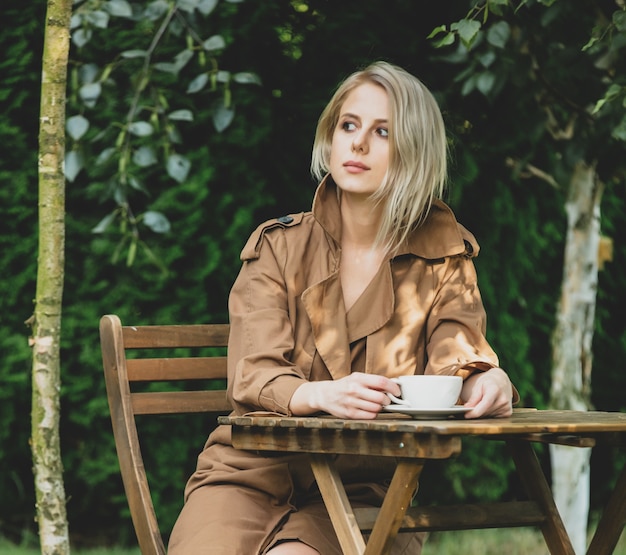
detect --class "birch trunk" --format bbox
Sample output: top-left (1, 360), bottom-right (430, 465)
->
top-left (29, 0), bottom-right (73, 552)
top-left (549, 161), bottom-right (602, 554)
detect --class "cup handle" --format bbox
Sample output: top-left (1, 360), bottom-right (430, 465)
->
top-left (386, 378), bottom-right (410, 406)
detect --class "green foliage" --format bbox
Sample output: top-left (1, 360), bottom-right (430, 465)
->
top-left (67, 0), bottom-right (262, 272)
top-left (0, 0), bottom-right (46, 540)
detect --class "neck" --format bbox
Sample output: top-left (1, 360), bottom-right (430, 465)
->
top-left (339, 192), bottom-right (384, 249)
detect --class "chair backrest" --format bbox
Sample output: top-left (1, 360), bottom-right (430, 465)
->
top-left (99, 314), bottom-right (231, 555)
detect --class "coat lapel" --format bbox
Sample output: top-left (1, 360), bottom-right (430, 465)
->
top-left (302, 261), bottom-right (397, 380)
top-left (345, 261), bottom-right (394, 343)
top-left (301, 272), bottom-right (352, 380)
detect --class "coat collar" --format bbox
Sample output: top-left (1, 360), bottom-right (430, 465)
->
top-left (312, 175), bottom-right (477, 261)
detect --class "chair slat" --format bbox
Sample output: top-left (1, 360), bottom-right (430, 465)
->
top-left (122, 324), bottom-right (230, 349)
top-left (131, 390), bottom-right (231, 415)
top-left (354, 501), bottom-right (545, 533)
top-left (126, 357), bottom-right (227, 382)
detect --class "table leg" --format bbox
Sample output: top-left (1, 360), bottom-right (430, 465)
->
top-left (364, 458), bottom-right (424, 555)
top-left (309, 453), bottom-right (367, 555)
top-left (586, 460), bottom-right (626, 555)
top-left (507, 440), bottom-right (576, 555)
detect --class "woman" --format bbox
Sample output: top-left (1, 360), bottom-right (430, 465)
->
top-left (168, 61), bottom-right (515, 555)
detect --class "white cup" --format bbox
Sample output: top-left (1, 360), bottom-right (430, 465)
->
top-left (386, 375), bottom-right (463, 409)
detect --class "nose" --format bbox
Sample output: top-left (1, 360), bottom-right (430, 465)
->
top-left (351, 130), bottom-right (368, 153)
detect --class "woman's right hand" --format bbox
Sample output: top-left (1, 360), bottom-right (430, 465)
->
top-left (288, 372), bottom-right (401, 419)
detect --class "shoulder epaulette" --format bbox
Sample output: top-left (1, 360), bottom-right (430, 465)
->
top-left (240, 212), bottom-right (304, 261)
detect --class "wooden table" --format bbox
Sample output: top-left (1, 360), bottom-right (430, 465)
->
top-left (219, 409), bottom-right (626, 555)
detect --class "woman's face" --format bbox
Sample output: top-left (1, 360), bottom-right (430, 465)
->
top-left (329, 82), bottom-right (390, 199)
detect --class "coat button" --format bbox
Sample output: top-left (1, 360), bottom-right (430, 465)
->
top-left (277, 215), bottom-right (294, 224)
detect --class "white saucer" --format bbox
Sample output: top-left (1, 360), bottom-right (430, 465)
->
top-left (383, 405), bottom-right (471, 419)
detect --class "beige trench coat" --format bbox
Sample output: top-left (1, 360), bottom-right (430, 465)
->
top-left (169, 177), bottom-right (509, 554)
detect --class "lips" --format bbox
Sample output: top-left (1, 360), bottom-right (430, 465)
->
top-left (344, 161), bottom-right (369, 170)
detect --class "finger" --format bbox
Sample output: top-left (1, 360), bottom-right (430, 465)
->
top-left (343, 401), bottom-right (383, 420)
top-left (351, 373), bottom-right (400, 395)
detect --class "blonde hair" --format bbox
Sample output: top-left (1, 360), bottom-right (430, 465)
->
top-left (311, 61), bottom-right (448, 252)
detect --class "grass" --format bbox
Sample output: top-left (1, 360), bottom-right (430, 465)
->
top-left (424, 525), bottom-right (626, 554)
top-left (0, 538), bottom-right (140, 555)
top-left (2, 526), bottom-right (625, 554)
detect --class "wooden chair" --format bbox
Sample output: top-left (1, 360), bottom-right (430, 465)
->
top-left (99, 314), bottom-right (231, 555)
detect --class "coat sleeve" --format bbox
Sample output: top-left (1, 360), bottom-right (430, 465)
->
top-left (424, 252), bottom-right (500, 379)
top-left (226, 225), bottom-right (307, 416)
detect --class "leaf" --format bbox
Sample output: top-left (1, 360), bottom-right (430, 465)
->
top-left (173, 49), bottom-right (194, 72)
top-left (153, 62), bottom-right (178, 74)
top-left (476, 71), bottom-right (496, 96)
top-left (105, 0), bottom-right (133, 18)
top-left (167, 154), bottom-right (191, 183)
top-left (451, 19), bottom-right (481, 49)
top-left (233, 72), bottom-right (262, 85)
top-left (121, 49), bottom-right (148, 58)
top-left (486, 21), bottom-right (510, 49)
top-left (126, 238), bottom-right (137, 267)
top-left (216, 70), bottom-right (230, 83)
top-left (129, 176), bottom-right (149, 193)
top-left (92, 212), bottom-right (117, 234)
top-left (177, 0), bottom-right (200, 13)
top-left (427, 25), bottom-right (448, 39)
top-left (133, 146), bottom-right (158, 167)
top-left (80, 63), bottom-right (100, 84)
top-left (168, 109), bottom-right (194, 121)
top-left (478, 50), bottom-right (496, 69)
top-left (203, 34), bottom-right (226, 52)
top-left (154, 49), bottom-right (194, 75)
top-left (79, 82), bottom-right (102, 108)
top-left (168, 126), bottom-right (182, 144)
top-left (128, 121), bottom-right (154, 137)
top-left (66, 115), bottom-right (90, 141)
top-left (582, 35), bottom-right (599, 52)
top-left (72, 28), bottom-right (92, 48)
top-left (611, 114), bottom-right (626, 142)
top-left (614, 9), bottom-right (626, 32)
top-left (70, 13), bottom-right (82, 30)
top-left (113, 184), bottom-right (127, 205)
top-left (144, 0), bottom-right (170, 21)
top-left (592, 83), bottom-right (622, 114)
top-left (65, 150), bottom-right (84, 182)
top-left (86, 10), bottom-right (110, 28)
top-left (197, 0), bottom-right (218, 15)
top-left (212, 103), bottom-right (235, 132)
top-left (187, 72), bottom-right (209, 93)
top-left (143, 211), bottom-right (171, 233)
top-left (96, 147), bottom-right (116, 166)
top-left (461, 75), bottom-right (477, 96)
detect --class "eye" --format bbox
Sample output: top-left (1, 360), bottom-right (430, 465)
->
top-left (341, 121), bottom-right (357, 132)
top-left (377, 127), bottom-right (389, 138)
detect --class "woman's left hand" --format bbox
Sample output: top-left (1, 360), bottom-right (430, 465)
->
top-left (460, 367), bottom-right (513, 418)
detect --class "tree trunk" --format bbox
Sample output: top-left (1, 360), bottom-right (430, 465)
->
top-left (550, 161), bottom-right (602, 554)
top-left (30, 0), bottom-right (73, 552)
